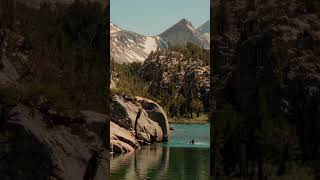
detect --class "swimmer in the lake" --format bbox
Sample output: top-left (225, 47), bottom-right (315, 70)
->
top-left (190, 139), bottom-right (195, 144)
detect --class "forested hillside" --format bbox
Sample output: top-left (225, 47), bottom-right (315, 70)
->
top-left (111, 43), bottom-right (210, 123)
top-left (212, 0), bottom-right (320, 179)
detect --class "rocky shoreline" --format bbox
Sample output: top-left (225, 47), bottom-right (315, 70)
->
top-left (110, 94), bottom-right (170, 153)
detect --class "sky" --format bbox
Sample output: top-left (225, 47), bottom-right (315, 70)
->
top-left (110, 0), bottom-right (210, 36)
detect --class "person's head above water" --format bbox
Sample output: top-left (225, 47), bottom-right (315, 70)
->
top-left (191, 139), bottom-right (195, 144)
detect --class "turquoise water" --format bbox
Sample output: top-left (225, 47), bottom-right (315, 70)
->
top-left (110, 124), bottom-right (210, 180)
top-left (164, 124), bottom-right (210, 148)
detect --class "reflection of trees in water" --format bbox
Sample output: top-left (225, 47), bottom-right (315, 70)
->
top-left (130, 145), bottom-right (164, 179)
top-left (109, 152), bottom-right (133, 179)
top-left (144, 145), bottom-right (170, 180)
top-left (110, 144), bottom-right (166, 179)
top-left (164, 148), bottom-right (209, 180)
top-left (110, 145), bottom-right (209, 180)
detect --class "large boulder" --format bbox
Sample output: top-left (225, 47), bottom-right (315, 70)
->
top-left (110, 94), bottom-right (170, 153)
top-left (0, 104), bottom-right (109, 180)
top-left (110, 121), bottom-right (138, 153)
top-left (136, 96), bottom-right (170, 141)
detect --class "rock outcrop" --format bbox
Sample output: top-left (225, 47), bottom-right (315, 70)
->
top-left (136, 96), bottom-right (170, 142)
top-left (0, 103), bottom-right (109, 180)
top-left (110, 94), bottom-right (170, 153)
top-left (139, 49), bottom-right (210, 107)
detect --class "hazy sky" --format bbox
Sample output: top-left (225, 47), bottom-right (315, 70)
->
top-left (110, 0), bottom-right (210, 36)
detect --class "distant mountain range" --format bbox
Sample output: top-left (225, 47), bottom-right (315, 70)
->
top-left (111, 19), bottom-right (210, 64)
top-left (197, 20), bottom-right (210, 42)
top-left (110, 23), bottom-right (168, 64)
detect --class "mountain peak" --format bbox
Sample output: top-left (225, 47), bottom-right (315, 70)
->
top-left (176, 18), bottom-right (193, 28)
top-left (162, 18), bottom-right (196, 35)
top-left (159, 19), bottom-right (209, 49)
top-left (197, 20), bottom-right (210, 34)
top-left (178, 18), bottom-right (190, 23)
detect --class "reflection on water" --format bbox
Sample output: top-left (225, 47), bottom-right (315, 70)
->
top-left (110, 145), bottom-right (209, 180)
top-left (110, 124), bottom-right (210, 180)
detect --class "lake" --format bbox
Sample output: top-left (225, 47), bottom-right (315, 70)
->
top-left (110, 124), bottom-right (210, 180)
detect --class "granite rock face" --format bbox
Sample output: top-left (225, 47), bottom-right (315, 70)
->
top-left (110, 94), bottom-right (170, 153)
top-left (139, 49), bottom-right (210, 99)
top-left (0, 104), bottom-right (109, 180)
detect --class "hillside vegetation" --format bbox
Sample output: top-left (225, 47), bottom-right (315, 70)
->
top-left (111, 43), bottom-right (210, 123)
top-left (0, 0), bottom-right (107, 113)
top-left (212, 0), bottom-right (320, 179)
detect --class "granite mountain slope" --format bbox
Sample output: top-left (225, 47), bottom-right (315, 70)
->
top-left (110, 19), bottom-right (210, 63)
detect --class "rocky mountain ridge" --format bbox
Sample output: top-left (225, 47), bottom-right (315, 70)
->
top-left (197, 20), bottom-right (210, 42)
top-left (159, 18), bottom-right (210, 49)
top-left (110, 18), bottom-right (210, 64)
top-left (110, 23), bottom-right (167, 64)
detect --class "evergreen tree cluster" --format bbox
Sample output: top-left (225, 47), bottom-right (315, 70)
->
top-left (168, 42), bottom-right (210, 66)
top-left (110, 61), bottom-right (152, 100)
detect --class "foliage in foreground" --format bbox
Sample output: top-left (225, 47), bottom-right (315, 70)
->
top-left (10, 1), bottom-right (107, 113)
